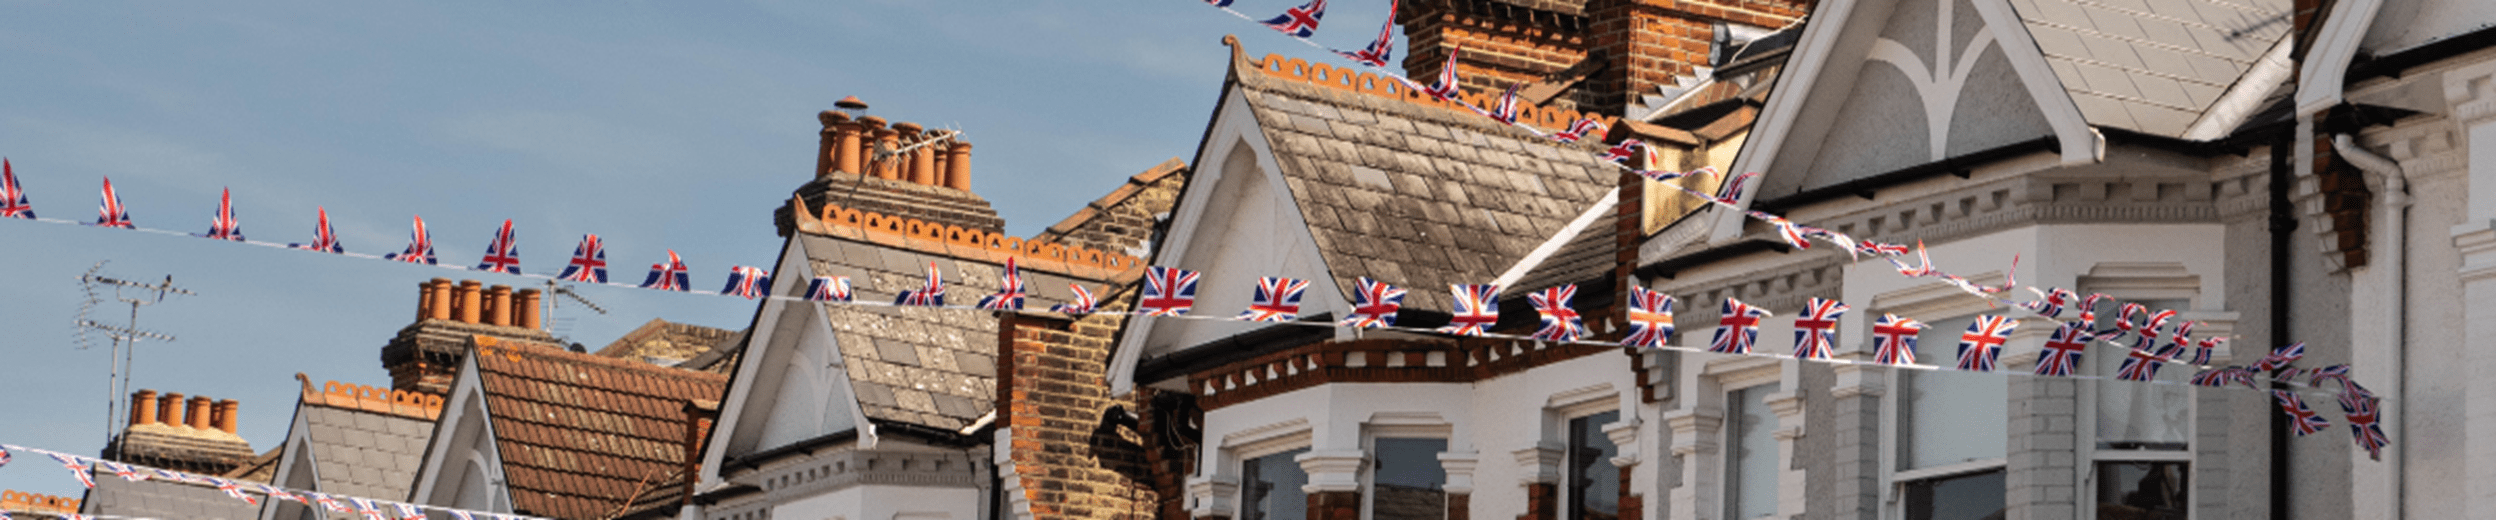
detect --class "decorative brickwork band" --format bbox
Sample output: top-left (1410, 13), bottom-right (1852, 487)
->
top-left (0, 490), bottom-right (81, 515)
top-left (792, 196), bottom-right (1144, 283)
top-left (1226, 35), bottom-right (1619, 135)
top-left (294, 373), bottom-right (445, 420)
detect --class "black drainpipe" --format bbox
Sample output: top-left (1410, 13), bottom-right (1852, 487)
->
top-left (2266, 124), bottom-right (2295, 520)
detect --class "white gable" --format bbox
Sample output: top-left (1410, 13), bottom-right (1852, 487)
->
top-left (1109, 87), bottom-right (1345, 395)
top-left (700, 236), bottom-right (874, 486)
top-left (407, 356), bottom-right (514, 514)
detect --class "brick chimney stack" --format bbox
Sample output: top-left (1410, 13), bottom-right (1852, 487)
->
top-left (383, 279), bottom-right (560, 395)
top-left (778, 99), bottom-right (1005, 237)
top-left (111, 389), bottom-right (253, 474)
top-left (1398, 0), bottom-right (1807, 115)
top-left (131, 389), bottom-right (157, 427)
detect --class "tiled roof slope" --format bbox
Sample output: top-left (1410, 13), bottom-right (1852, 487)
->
top-left (1032, 158), bottom-right (1189, 259)
top-left (795, 232), bottom-right (1093, 431)
top-left (1228, 42), bottom-right (1621, 310)
top-left (470, 337), bottom-right (728, 519)
top-left (82, 478), bottom-right (260, 520)
top-left (291, 376), bottom-right (445, 502)
top-left (594, 318), bottom-right (742, 369)
top-left (2008, 0), bottom-right (2290, 137)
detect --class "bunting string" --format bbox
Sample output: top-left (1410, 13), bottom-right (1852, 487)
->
top-left (0, 443), bottom-right (543, 520)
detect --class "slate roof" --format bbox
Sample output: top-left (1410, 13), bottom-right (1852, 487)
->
top-left (796, 233), bottom-right (1090, 431)
top-left (470, 338), bottom-right (728, 519)
top-left (1229, 47), bottom-right (1622, 310)
top-left (298, 404), bottom-right (434, 501)
top-left (594, 318), bottom-right (743, 370)
top-left (2009, 0), bottom-right (2291, 137)
top-left (81, 476), bottom-right (261, 520)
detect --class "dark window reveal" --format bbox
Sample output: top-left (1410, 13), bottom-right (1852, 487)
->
top-left (1243, 448), bottom-right (1311, 520)
top-left (1902, 469), bottom-right (2005, 520)
top-left (2095, 461), bottom-right (2187, 520)
top-left (1370, 438), bottom-right (1447, 520)
top-left (1566, 411), bottom-right (1620, 520)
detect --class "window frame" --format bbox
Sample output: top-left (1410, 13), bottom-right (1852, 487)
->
top-left (1871, 280), bottom-right (2011, 517)
top-left (2071, 279), bottom-right (2205, 519)
top-left (1359, 417), bottom-right (1453, 520)
top-left (1226, 422), bottom-right (1315, 520)
top-left (1552, 393), bottom-right (1621, 520)
top-left (1721, 381), bottom-right (1784, 520)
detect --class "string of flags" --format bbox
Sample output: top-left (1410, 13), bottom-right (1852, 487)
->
top-left (0, 0), bottom-right (2397, 463)
top-left (0, 443), bottom-right (545, 520)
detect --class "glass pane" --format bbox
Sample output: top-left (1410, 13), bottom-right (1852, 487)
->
top-left (1903, 470), bottom-right (2006, 520)
top-left (2096, 461), bottom-right (2188, 520)
top-left (1371, 438), bottom-right (1446, 520)
top-left (1242, 448), bottom-right (1310, 520)
top-left (1567, 411), bottom-right (1621, 520)
top-left (2088, 298), bottom-right (2192, 450)
top-left (1902, 315), bottom-right (2007, 469)
top-left (1726, 383), bottom-right (1782, 520)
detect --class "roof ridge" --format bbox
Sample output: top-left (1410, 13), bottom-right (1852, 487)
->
top-left (293, 373), bottom-right (443, 421)
top-left (472, 335), bottom-right (731, 383)
top-left (1222, 34), bottom-right (1620, 136)
top-left (1035, 157), bottom-right (1187, 242)
top-left (791, 195), bottom-right (1147, 283)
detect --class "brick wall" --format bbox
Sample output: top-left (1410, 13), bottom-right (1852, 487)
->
top-left (1401, 0), bottom-right (1807, 115)
top-left (1001, 302), bottom-right (1160, 520)
top-left (1034, 160), bottom-right (1189, 258)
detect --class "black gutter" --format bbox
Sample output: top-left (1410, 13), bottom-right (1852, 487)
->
top-left (2267, 122), bottom-right (2295, 520)
top-left (2349, 24), bottom-right (2496, 82)
top-left (2096, 126), bottom-right (2262, 157)
top-left (1749, 136), bottom-right (2058, 214)
top-left (1132, 313), bottom-right (1337, 383)
top-left (718, 429), bottom-right (860, 475)
top-left (1631, 238), bottom-right (1789, 280)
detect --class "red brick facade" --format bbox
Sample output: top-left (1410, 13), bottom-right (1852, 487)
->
top-left (1400, 0), bottom-right (1808, 115)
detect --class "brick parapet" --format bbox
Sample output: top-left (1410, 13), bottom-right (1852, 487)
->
top-left (1189, 335), bottom-right (1623, 410)
top-left (792, 196), bottom-right (1146, 284)
top-left (1001, 288), bottom-right (1161, 520)
top-left (1232, 37), bottom-right (1621, 135)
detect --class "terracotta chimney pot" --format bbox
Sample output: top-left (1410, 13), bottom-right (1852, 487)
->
top-left (186, 396), bottom-right (213, 430)
top-left (486, 285), bottom-right (513, 327)
top-left (945, 141), bottom-right (974, 191)
top-left (836, 117), bottom-right (868, 175)
top-left (457, 281), bottom-right (483, 324)
top-left (132, 390), bottom-right (158, 426)
top-left (517, 289), bottom-right (543, 330)
top-left (215, 399), bottom-right (239, 434)
top-left (427, 279), bottom-right (454, 321)
top-left (932, 143), bottom-right (952, 184)
top-left (818, 110), bottom-right (851, 177)
top-left (417, 281), bottom-right (434, 321)
top-left (892, 122), bottom-right (926, 184)
top-left (871, 123), bottom-right (903, 181)
top-left (158, 392), bottom-right (183, 426)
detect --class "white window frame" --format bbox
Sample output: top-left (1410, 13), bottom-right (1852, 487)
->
top-left (1222, 419), bottom-right (1315, 520)
top-left (1872, 276), bottom-right (2011, 518)
top-left (1720, 377), bottom-right (1785, 520)
top-left (2075, 262), bottom-right (2217, 519)
top-left (1360, 414), bottom-right (1453, 520)
top-left (1549, 386), bottom-right (1622, 520)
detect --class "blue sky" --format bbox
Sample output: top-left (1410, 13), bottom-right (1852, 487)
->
top-left (0, 0), bottom-right (1399, 500)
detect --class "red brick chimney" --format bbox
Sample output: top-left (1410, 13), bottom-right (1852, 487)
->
top-left (382, 279), bottom-right (560, 395)
top-left (111, 389), bottom-right (254, 474)
top-left (1400, 0), bottom-right (1808, 115)
top-left (777, 99), bottom-right (1003, 237)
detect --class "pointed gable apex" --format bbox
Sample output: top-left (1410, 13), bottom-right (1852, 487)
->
top-left (406, 350), bottom-right (516, 514)
top-left (698, 236), bottom-right (873, 485)
top-left (1718, 0), bottom-right (2097, 237)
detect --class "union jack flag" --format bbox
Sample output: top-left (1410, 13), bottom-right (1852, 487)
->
top-left (1953, 315), bottom-right (2017, 371)
top-left (0, 444), bottom-right (9, 467)
top-left (1238, 276), bottom-right (1311, 322)
top-left (1766, 217), bottom-right (1812, 250)
top-left (1420, 44), bottom-right (1463, 101)
top-left (1710, 170), bottom-right (1759, 205)
top-left (451, 510), bottom-right (478, 520)
top-left (805, 276), bottom-right (854, 302)
top-left (2034, 322), bottom-right (2092, 376)
top-left (1708, 297), bottom-right (1772, 354)
top-left (1139, 266), bottom-right (1201, 316)
top-left (1206, 0), bottom-right (1233, 6)
top-left (394, 502), bottom-right (427, 520)
top-left (2101, 303), bottom-right (2145, 338)
top-left (1261, 0), bottom-right (1327, 38)
top-left (638, 250), bottom-right (690, 291)
top-left (311, 493), bottom-right (348, 512)
top-left (257, 484), bottom-right (304, 504)
top-left (978, 258), bottom-right (1027, 311)
top-left (1552, 117), bottom-right (1606, 143)
top-left (2310, 364), bottom-right (2354, 392)
top-left (2275, 366), bottom-right (2306, 383)
top-left (0, 158), bottom-right (31, 219)
top-left (1052, 283), bottom-right (1098, 314)
top-left (1339, 277), bottom-right (1406, 328)
top-left (94, 176), bottom-right (133, 228)
top-left (1487, 82), bottom-right (1524, 125)
top-left (1332, 0), bottom-right (1396, 67)
top-left (1620, 287), bottom-right (1675, 349)
top-left (1889, 241), bottom-right (1938, 278)
top-left (1437, 284), bottom-right (1502, 336)
top-left (1528, 284), bottom-right (1584, 342)
top-left (2020, 287), bottom-right (2078, 318)
top-left (350, 497), bottom-right (387, 520)
top-left (1790, 297), bottom-right (1847, 360)
top-left (558, 234), bottom-right (608, 283)
top-left (2139, 309), bottom-right (2181, 339)
top-left (895, 261), bottom-right (946, 306)
top-left (721, 265), bottom-right (771, 299)
top-left (209, 477), bottom-right (259, 505)
top-left (2115, 342), bottom-right (2176, 382)
top-left (2274, 390), bottom-right (2331, 436)
top-left (150, 468), bottom-right (190, 483)
top-left (384, 215), bottom-right (437, 264)
top-left (2076, 293), bottom-right (2113, 324)
top-left (48, 452), bottom-right (92, 488)
top-left (2339, 392), bottom-right (2389, 461)
top-left (2188, 367), bottom-right (2240, 387)
top-left (2254, 342), bottom-right (2306, 372)
top-left (289, 207), bottom-right (345, 254)
top-left (98, 460), bottom-right (147, 481)
top-left (1871, 314), bottom-right (1925, 365)
top-left (1599, 139), bottom-right (1644, 163)
top-left (1854, 239), bottom-right (1910, 258)
top-left (1638, 168), bottom-right (1693, 183)
top-left (474, 219), bottom-right (520, 274)
top-left (2189, 336), bottom-right (2223, 366)
top-left (201, 187), bottom-right (243, 241)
